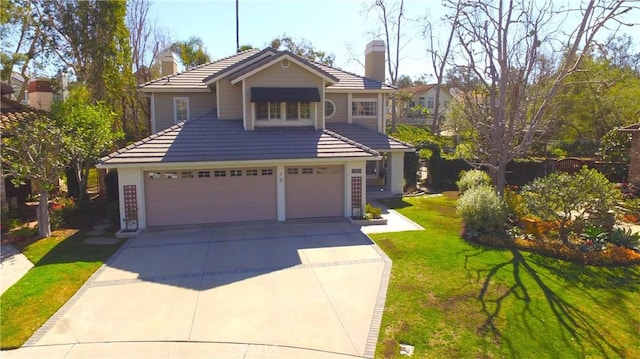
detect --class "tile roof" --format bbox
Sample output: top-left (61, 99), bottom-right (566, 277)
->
top-left (99, 112), bottom-right (380, 166)
top-left (326, 123), bottom-right (414, 152)
top-left (401, 84), bottom-right (437, 94)
top-left (138, 49), bottom-right (262, 91)
top-left (138, 47), bottom-right (394, 92)
top-left (228, 51), bottom-right (339, 83)
top-left (0, 97), bottom-right (42, 132)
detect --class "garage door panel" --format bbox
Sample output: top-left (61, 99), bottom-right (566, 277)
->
top-left (286, 166), bottom-right (344, 219)
top-left (145, 169), bottom-right (276, 227)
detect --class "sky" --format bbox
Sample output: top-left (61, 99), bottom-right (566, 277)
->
top-left (149, 0), bottom-right (443, 80)
top-left (148, 0), bottom-right (638, 81)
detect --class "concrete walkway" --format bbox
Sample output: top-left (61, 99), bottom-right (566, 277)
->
top-left (5, 219), bottom-right (392, 359)
top-left (0, 244), bottom-right (34, 295)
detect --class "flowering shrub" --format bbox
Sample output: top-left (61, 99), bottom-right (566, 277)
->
top-left (50, 197), bottom-right (77, 230)
top-left (456, 169), bottom-right (492, 193)
top-left (457, 185), bottom-right (505, 235)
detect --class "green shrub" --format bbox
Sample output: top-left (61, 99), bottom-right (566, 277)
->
top-left (522, 167), bottom-right (622, 243)
top-left (456, 169), bottom-right (492, 193)
top-left (365, 203), bottom-right (383, 219)
top-left (609, 228), bottom-right (640, 251)
top-left (456, 185), bottom-right (506, 235)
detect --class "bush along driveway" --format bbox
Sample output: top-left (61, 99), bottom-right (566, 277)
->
top-left (372, 193), bottom-right (640, 358)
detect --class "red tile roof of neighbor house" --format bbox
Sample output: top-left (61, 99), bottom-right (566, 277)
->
top-left (99, 112), bottom-right (383, 166)
top-left (139, 48), bottom-right (395, 92)
top-left (0, 96), bottom-right (44, 133)
top-left (400, 84), bottom-right (437, 94)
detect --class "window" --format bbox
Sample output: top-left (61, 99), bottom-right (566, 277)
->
top-left (198, 171), bottom-right (210, 178)
top-left (287, 168), bottom-right (299, 175)
top-left (214, 170), bottom-right (226, 177)
top-left (256, 102), bottom-right (269, 120)
top-left (230, 170), bottom-right (242, 177)
top-left (261, 168), bottom-right (273, 176)
top-left (302, 167), bottom-right (313, 174)
top-left (324, 100), bottom-right (336, 118)
top-left (165, 172), bottom-right (178, 179)
top-left (269, 102), bottom-right (281, 120)
top-left (366, 161), bottom-right (378, 176)
top-left (427, 96), bottom-right (434, 109)
top-left (352, 100), bottom-right (377, 117)
top-left (181, 171), bottom-right (194, 178)
top-left (286, 102), bottom-right (299, 120)
top-left (173, 97), bottom-right (190, 123)
top-left (246, 169), bottom-right (258, 176)
top-left (147, 172), bottom-right (161, 180)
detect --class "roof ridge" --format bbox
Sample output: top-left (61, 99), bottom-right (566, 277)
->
top-left (308, 59), bottom-right (395, 89)
top-left (323, 128), bottom-right (380, 157)
top-left (137, 48), bottom-right (261, 88)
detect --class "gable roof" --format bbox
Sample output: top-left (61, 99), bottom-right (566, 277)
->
top-left (228, 51), bottom-right (339, 85)
top-left (99, 112), bottom-right (380, 167)
top-left (139, 49), bottom-right (262, 92)
top-left (138, 47), bottom-right (394, 92)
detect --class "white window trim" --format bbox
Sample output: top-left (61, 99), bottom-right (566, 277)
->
top-left (351, 98), bottom-right (378, 118)
top-left (255, 101), bottom-right (314, 125)
top-left (173, 97), bottom-right (190, 123)
top-left (324, 99), bottom-right (336, 119)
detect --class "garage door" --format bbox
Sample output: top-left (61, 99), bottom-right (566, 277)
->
top-left (144, 168), bottom-right (276, 227)
top-left (286, 165), bottom-right (344, 219)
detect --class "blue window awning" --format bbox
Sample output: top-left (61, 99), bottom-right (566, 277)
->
top-left (250, 87), bottom-right (321, 102)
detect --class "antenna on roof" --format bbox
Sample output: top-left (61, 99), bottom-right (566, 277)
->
top-left (235, 0), bottom-right (240, 52)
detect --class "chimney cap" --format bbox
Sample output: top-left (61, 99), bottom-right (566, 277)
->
top-left (365, 40), bottom-right (385, 54)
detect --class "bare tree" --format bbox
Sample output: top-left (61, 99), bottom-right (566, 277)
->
top-left (367, 0), bottom-right (406, 132)
top-left (448, 0), bottom-right (636, 193)
top-left (422, 2), bottom-right (460, 133)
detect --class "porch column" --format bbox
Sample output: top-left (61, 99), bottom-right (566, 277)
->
top-left (276, 165), bottom-right (286, 221)
top-left (388, 151), bottom-right (404, 195)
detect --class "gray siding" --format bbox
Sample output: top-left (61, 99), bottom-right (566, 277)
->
top-left (153, 92), bottom-right (216, 132)
top-left (325, 93), bottom-right (348, 123)
top-left (217, 79), bottom-right (243, 119)
top-left (353, 118), bottom-right (378, 131)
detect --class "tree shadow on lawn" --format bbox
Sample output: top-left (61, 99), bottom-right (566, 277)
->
top-left (464, 247), bottom-right (635, 358)
top-left (31, 231), bottom-right (122, 267)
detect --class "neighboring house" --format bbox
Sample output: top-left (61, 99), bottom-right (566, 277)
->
top-left (395, 84), bottom-right (454, 126)
top-left (619, 123), bottom-right (640, 185)
top-left (98, 40), bottom-right (414, 231)
top-left (0, 90), bottom-right (39, 208)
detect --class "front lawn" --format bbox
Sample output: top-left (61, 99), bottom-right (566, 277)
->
top-left (373, 193), bottom-right (640, 358)
top-left (0, 230), bottom-right (123, 349)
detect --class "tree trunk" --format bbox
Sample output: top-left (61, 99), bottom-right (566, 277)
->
top-left (37, 186), bottom-right (51, 238)
top-left (76, 162), bottom-right (88, 205)
top-left (390, 96), bottom-right (397, 132)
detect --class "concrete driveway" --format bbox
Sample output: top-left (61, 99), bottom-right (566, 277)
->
top-left (10, 219), bottom-right (391, 359)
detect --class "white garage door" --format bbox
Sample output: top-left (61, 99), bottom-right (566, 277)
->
top-left (285, 165), bottom-right (344, 219)
top-left (144, 168), bottom-right (276, 227)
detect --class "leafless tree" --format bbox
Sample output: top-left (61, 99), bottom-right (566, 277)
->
top-left (422, 2), bottom-right (460, 133)
top-left (366, 0), bottom-right (407, 132)
top-left (447, 0), bottom-right (636, 193)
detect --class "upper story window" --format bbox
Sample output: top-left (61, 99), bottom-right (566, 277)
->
top-left (173, 97), bottom-right (190, 123)
top-left (427, 96), bottom-right (435, 109)
top-left (256, 102), bottom-right (311, 121)
top-left (324, 100), bottom-right (336, 119)
top-left (352, 100), bottom-right (377, 117)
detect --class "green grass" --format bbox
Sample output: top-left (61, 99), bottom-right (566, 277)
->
top-left (373, 193), bottom-right (640, 358)
top-left (0, 230), bottom-right (123, 349)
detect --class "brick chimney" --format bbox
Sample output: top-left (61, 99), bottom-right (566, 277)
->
top-left (365, 40), bottom-right (385, 83)
top-left (161, 50), bottom-right (178, 77)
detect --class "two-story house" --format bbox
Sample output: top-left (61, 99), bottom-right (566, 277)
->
top-left (397, 84), bottom-right (454, 126)
top-left (98, 40), bottom-right (414, 231)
